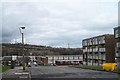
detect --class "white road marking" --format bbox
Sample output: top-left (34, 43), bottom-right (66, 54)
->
top-left (15, 72), bottom-right (29, 75)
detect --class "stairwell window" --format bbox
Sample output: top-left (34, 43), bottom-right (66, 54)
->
top-left (115, 29), bottom-right (118, 38)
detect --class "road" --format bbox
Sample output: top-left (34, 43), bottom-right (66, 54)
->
top-left (30, 65), bottom-right (119, 79)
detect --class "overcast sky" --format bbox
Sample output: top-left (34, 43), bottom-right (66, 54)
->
top-left (1, 0), bottom-right (119, 48)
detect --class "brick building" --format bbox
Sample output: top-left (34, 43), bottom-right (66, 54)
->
top-left (114, 26), bottom-right (120, 68)
top-left (82, 34), bottom-right (115, 66)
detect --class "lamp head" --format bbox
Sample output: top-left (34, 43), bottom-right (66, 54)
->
top-left (21, 27), bottom-right (25, 29)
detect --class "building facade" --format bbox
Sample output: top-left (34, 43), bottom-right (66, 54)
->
top-left (82, 34), bottom-right (115, 66)
top-left (35, 55), bottom-right (83, 65)
top-left (114, 27), bottom-right (120, 68)
top-left (46, 55), bottom-right (83, 65)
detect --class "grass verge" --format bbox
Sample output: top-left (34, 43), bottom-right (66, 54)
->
top-left (75, 65), bottom-right (103, 71)
top-left (73, 65), bottom-right (120, 74)
top-left (0, 66), bottom-right (11, 72)
top-left (113, 68), bottom-right (120, 74)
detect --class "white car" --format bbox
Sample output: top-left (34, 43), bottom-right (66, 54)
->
top-left (28, 62), bottom-right (31, 67)
top-left (33, 62), bottom-right (37, 66)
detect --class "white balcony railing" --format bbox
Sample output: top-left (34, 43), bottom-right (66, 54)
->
top-left (102, 40), bottom-right (105, 44)
top-left (89, 56), bottom-right (92, 59)
top-left (89, 48), bottom-right (92, 52)
top-left (99, 48), bottom-right (105, 52)
top-left (95, 56), bottom-right (98, 59)
top-left (98, 36), bottom-right (105, 44)
top-left (93, 56), bottom-right (95, 59)
top-left (88, 62), bottom-right (92, 66)
top-left (87, 49), bottom-right (90, 52)
top-left (93, 48), bottom-right (98, 52)
top-left (117, 42), bottom-right (120, 47)
top-left (83, 49), bottom-right (87, 52)
top-left (116, 53), bottom-right (120, 57)
top-left (101, 55), bottom-right (105, 60)
top-left (99, 55), bottom-right (102, 59)
top-left (87, 48), bottom-right (92, 52)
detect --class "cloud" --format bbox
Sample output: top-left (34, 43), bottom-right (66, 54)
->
top-left (1, 0), bottom-right (118, 47)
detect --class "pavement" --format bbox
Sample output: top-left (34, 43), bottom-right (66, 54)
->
top-left (2, 66), bottom-right (31, 80)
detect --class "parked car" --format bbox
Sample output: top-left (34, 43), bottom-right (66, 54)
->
top-left (102, 63), bottom-right (117, 71)
top-left (33, 62), bottom-right (37, 66)
top-left (28, 62), bottom-right (31, 67)
top-left (49, 63), bottom-right (56, 66)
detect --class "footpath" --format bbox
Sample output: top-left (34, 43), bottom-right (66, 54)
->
top-left (1, 67), bottom-right (31, 80)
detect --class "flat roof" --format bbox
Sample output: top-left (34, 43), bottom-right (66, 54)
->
top-left (114, 26), bottom-right (120, 29)
top-left (82, 34), bottom-right (114, 41)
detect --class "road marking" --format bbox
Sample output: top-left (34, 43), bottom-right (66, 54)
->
top-left (19, 76), bottom-right (28, 78)
top-left (15, 72), bottom-right (29, 75)
top-left (92, 76), bottom-right (97, 78)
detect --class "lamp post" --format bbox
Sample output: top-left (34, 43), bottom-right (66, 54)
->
top-left (19, 26), bottom-right (25, 70)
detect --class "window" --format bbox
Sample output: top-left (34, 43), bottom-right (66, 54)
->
top-left (117, 42), bottom-right (120, 47)
top-left (115, 29), bottom-right (118, 38)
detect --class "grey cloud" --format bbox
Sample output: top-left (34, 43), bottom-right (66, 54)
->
top-left (1, 1), bottom-right (118, 47)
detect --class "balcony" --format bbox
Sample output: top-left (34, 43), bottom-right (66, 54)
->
top-left (95, 56), bottom-right (98, 59)
top-left (87, 49), bottom-right (92, 52)
top-left (83, 49), bottom-right (87, 53)
top-left (99, 48), bottom-right (105, 52)
top-left (99, 56), bottom-right (101, 59)
top-left (88, 62), bottom-right (92, 65)
top-left (116, 53), bottom-right (118, 57)
top-left (114, 28), bottom-right (120, 38)
top-left (98, 36), bottom-right (105, 44)
top-left (93, 63), bottom-right (98, 66)
top-left (88, 40), bottom-right (93, 46)
top-left (88, 55), bottom-right (90, 58)
top-left (89, 48), bottom-right (92, 52)
top-left (116, 53), bottom-right (120, 57)
top-left (102, 40), bottom-right (105, 44)
top-left (93, 56), bottom-right (95, 59)
top-left (83, 41), bottom-right (88, 46)
top-left (88, 54), bottom-right (92, 59)
top-left (117, 42), bottom-right (120, 47)
top-left (89, 55), bottom-right (92, 59)
top-left (93, 48), bottom-right (98, 52)
top-left (89, 42), bottom-right (92, 45)
top-left (93, 42), bottom-right (98, 45)
top-left (87, 49), bottom-right (90, 52)
top-left (102, 56), bottom-right (105, 60)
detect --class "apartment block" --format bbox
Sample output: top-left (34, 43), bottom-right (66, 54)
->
top-left (114, 27), bottom-right (120, 67)
top-left (82, 34), bottom-right (115, 66)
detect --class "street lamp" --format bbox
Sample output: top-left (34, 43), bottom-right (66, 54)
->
top-left (30, 53), bottom-right (32, 62)
top-left (19, 26), bottom-right (25, 70)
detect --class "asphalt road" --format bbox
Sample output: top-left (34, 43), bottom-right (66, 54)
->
top-left (30, 65), bottom-right (119, 79)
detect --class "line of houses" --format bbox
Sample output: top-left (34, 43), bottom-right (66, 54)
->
top-left (1, 44), bottom-right (83, 66)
